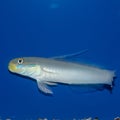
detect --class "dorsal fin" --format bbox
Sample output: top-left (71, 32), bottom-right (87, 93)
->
top-left (50, 49), bottom-right (88, 60)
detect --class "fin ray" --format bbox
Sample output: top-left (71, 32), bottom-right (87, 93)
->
top-left (51, 49), bottom-right (88, 60)
top-left (45, 81), bottom-right (58, 86)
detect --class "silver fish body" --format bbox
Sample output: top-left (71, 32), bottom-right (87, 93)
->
top-left (32, 58), bottom-right (114, 84)
top-left (8, 56), bottom-right (115, 94)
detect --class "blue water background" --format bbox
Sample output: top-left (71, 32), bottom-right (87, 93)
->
top-left (0, 0), bottom-right (120, 119)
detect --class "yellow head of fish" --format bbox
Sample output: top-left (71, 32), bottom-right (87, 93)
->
top-left (8, 57), bottom-right (41, 77)
top-left (8, 58), bottom-right (25, 73)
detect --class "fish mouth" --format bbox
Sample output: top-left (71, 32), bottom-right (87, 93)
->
top-left (8, 62), bottom-right (17, 73)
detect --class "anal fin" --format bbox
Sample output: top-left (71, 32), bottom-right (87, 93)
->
top-left (37, 81), bottom-right (53, 94)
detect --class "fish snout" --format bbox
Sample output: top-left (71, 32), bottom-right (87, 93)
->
top-left (8, 62), bottom-right (17, 73)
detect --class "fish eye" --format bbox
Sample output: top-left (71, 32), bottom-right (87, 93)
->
top-left (18, 58), bottom-right (24, 64)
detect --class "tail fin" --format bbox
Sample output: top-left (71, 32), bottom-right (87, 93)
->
top-left (104, 76), bottom-right (116, 93)
top-left (104, 84), bottom-right (113, 93)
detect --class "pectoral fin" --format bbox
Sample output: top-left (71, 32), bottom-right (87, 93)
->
top-left (37, 81), bottom-right (53, 94)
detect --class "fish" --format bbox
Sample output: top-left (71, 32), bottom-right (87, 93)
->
top-left (8, 51), bottom-right (115, 95)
